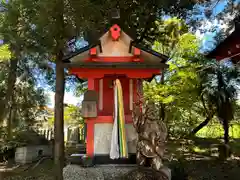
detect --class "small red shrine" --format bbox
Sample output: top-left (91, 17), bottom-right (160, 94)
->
top-left (63, 24), bottom-right (168, 162)
top-left (207, 16), bottom-right (240, 63)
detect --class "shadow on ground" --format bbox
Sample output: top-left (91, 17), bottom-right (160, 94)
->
top-left (165, 137), bottom-right (240, 180)
top-left (1, 137), bottom-right (240, 180)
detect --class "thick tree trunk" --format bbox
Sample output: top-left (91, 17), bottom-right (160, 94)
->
top-left (0, 58), bottom-right (18, 135)
top-left (7, 93), bottom-right (15, 139)
top-left (54, 51), bottom-right (65, 180)
top-left (191, 114), bottom-right (213, 135)
top-left (222, 119), bottom-right (229, 144)
top-left (8, 105), bottom-right (13, 139)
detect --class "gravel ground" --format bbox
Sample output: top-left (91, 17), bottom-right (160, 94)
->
top-left (63, 164), bottom-right (137, 180)
top-left (2, 158), bottom-right (240, 180)
top-left (63, 165), bottom-right (104, 180)
top-left (2, 161), bottom-right (138, 180)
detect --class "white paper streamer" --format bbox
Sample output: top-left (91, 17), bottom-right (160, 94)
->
top-left (110, 81), bottom-right (120, 159)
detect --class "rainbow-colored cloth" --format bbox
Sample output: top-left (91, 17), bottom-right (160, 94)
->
top-left (110, 79), bottom-right (128, 159)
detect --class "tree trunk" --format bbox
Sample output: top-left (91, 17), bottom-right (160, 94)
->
top-left (54, 51), bottom-right (65, 180)
top-left (7, 91), bottom-right (15, 139)
top-left (222, 118), bottom-right (229, 144)
top-left (0, 58), bottom-right (18, 133)
top-left (191, 114), bottom-right (213, 135)
top-left (160, 71), bottom-right (165, 121)
top-left (8, 104), bottom-right (13, 139)
top-left (218, 118), bottom-right (230, 160)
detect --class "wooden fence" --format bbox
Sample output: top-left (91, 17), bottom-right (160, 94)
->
top-left (36, 124), bottom-right (86, 143)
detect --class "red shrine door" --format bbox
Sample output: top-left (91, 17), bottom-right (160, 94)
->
top-left (97, 76), bottom-right (131, 116)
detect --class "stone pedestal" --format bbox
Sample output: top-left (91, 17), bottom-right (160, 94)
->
top-left (63, 164), bottom-right (171, 180)
top-left (63, 164), bottom-right (136, 180)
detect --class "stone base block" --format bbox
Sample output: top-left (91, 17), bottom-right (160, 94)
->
top-left (63, 164), bottom-right (171, 180)
top-left (63, 164), bottom-right (136, 180)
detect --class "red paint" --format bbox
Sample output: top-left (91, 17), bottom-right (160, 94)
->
top-left (85, 77), bottom-right (134, 156)
top-left (110, 24), bottom-right (121, 41)
top-left (210, 31), bottom-right (240, 61)
top-left (216, 56), bottom-right (223, 61)
top-left (97, 76), bottom-right (131, 116)
top-left (70, 68), bottom-right (161, 79)
top-left (88, 115), bottom-right (133, 124)
top-left (88, 78), bottom-right (95, 89)
top-left (134, 48), bottom-right (141, 56)
top-left (133, 79), bottom-right (138, 103)
top-left (86, 120), bottom-right (94, 156)
top-left (132, 58), bottom-right (141, 62)
top-left (86, 56), bottom-right (144, 63)
top-left (90, 48), bottom-right (97, 55)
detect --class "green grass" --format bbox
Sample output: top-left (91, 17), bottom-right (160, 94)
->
top-left (193, 123), bottom-right (240, 157)
top-left (166, 137), bottom-right (240, 180)
top-left (196, 124), bottom-right (240, 139)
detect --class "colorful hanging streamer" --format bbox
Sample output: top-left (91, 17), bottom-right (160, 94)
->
top-left (110, 79), bottom-right (128, 159)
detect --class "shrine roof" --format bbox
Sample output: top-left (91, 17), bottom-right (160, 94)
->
top-left (207, 29), bottom-right (240, 59)
top-left (207, 15), bottom-right (240, 62)
top-left (63, 40), bottom-right (100, 62)
top-left (131, 42), bottom-right (169, 63)
top-left (63, 42), bottom-right (168, 62)
top-left (62, 24), bottom-right (169, 64)
top-left (63, 62), bottom-right (168, 69)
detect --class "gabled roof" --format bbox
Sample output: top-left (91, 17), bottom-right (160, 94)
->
top-left (207, 15), bottom-right (240, 62)
top-left (131, 42), bottom-right (169, 63)
top-left (63, 24), bottom-right (169, 63)
top-left (63, 41), bottom-right (100, 62)
top-left (207, 29), bottom-right (240, 60)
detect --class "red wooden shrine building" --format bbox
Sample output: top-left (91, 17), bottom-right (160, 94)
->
top-left (207, 16), bottom-right (240, 63)
top-left (63, 24), bottom-right (168, 163)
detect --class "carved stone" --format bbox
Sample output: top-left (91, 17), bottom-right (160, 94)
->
top-left (82, 90), bottom-right (98, 118)
top-left (83, 90), bottom-right (98, 101)
top-left (132, 100), bottom-right (169, 178)
top-left (82, 101), bottom-right (97, 118)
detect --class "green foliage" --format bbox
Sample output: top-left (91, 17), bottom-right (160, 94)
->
top-left (0, 0), bottom-right (238, 143)
top-left (197, 123), bottom-right (240, 139)
top-left (198, 59), bottom-right (240, 121)
top-left (144, 17), bottom-right (240, 139)
top-left (64, 104), bottom-right (83, 126)
top-left (47, 104), bottom-right (83, 126)
top-left (0, 59), bottom-right (47, 141)
top-left (0, 76), bottom-right (47, 129)
top-left (144, 18), bottom-right (203, 136)
top-left (0, 44), bottom-right (11, 61)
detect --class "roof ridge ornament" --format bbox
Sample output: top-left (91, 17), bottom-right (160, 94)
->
top-left (110, 24), bottom-right (121, 41)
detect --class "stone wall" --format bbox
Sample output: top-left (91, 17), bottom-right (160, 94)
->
top-left (15, 145), bottom-right (52, 164)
